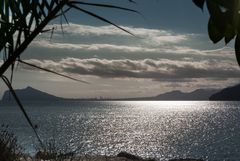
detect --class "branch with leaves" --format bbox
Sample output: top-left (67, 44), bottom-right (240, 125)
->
top-left (193, 0), bottom-right (240, 65)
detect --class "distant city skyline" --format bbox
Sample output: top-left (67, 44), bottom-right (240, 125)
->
top-left (1, 0), bottom-right (240, 99)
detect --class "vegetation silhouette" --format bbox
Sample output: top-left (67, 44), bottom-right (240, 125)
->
top-left (0, 125), bottom-right (23, 161)
top-left (193, 0), bottom-right (240, 65)
top-left (0, 0), bottom-right (138, 150)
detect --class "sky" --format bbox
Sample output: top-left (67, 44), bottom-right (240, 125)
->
top-left (1, 0), bottom-right (240, 99)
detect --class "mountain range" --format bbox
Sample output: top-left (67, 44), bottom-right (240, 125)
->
top-left (1, 86), bottom-right (222, 102)
top-left (153, 89), bottom-right (218, 100)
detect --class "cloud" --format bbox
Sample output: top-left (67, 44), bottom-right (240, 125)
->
top-left (16, 23), bottom-right (240, 95)
top-left (28, 23), bottom-right (236, 60)
top-left (30, 40), bottom-right (236, 61)
top-left (35, 24), bottom-right (192, 53)
top-left (31, 41), bottom-right (157, 53)
top-left (21, 58), bottom-right (240, 82)
top-left (46, 23), bottom-right (188, 44)
top-left (73, 24), bottom-right (188, 44)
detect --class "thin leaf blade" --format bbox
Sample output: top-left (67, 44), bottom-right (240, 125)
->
top-left (235, 34), bottom-right (240, 66)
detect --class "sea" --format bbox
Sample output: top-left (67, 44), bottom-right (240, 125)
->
top-left (0, 101), bottom-right (240, 161)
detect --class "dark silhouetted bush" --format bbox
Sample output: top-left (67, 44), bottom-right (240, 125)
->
top-left (0, 125), bottom-right (23, 161)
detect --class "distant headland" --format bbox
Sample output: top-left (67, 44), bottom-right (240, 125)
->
top-left (0, 86), bottom-right (225, 102)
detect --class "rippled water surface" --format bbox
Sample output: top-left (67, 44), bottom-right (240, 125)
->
top-left (1, 101), bottom-right (240, 160)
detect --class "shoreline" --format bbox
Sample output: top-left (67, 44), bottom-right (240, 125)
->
top-left (21, 151), bottom-right (204, 161)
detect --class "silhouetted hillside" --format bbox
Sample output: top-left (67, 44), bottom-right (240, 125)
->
top-left (123, 89), bottom-right (218, 101)
top-left (209, 84), bottom-right (240, 101)
top-left (1, 86), bottom-right (63, 102)
top-left (154, 89), bottom-right (218, 100)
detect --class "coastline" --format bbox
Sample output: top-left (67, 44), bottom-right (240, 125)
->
top-left (21, 152), bottom-right (204, 161)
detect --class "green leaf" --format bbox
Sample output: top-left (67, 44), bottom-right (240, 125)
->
top-left (235, 34), bottom-right (240, 66)
top-left (207, 0), bottom-right (222, 20)
top-left (206, 0), bottom-right (227, 31)
top-left (212, 0), bottom-right (235, 10)
top-left (224, 24), bottom-right (236, 44)
top-left (208, 17), bottom-right (224, 43)
top-left (193, 0), bottom-right (205, 10)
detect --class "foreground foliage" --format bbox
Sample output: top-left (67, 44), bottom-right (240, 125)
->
top-left (35, 138), bottom-right (77, 161)
top-left (0, 0), bottom-right (136, 146)
top-left (0, 125), bottom-right (23, 161)
top-left (193, 0), bottom-right (240, 65)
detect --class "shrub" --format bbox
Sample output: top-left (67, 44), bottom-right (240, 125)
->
top-left (35, 138), bottom-right (76, 161)
top-left (0, 125), bottom-right (23, 161)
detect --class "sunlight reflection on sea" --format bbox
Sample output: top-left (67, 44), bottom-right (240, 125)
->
top-left (0, 101), bottom-right (240, 161)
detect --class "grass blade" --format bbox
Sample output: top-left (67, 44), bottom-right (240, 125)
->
top-left (68, 4), bottom-right (135, 36)
top-left (18, 59), bottom-right (90, 84)
top-left (69, 1), bottom-right (140, 14)
top-left (1, 75), bottom-right (44, 148)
